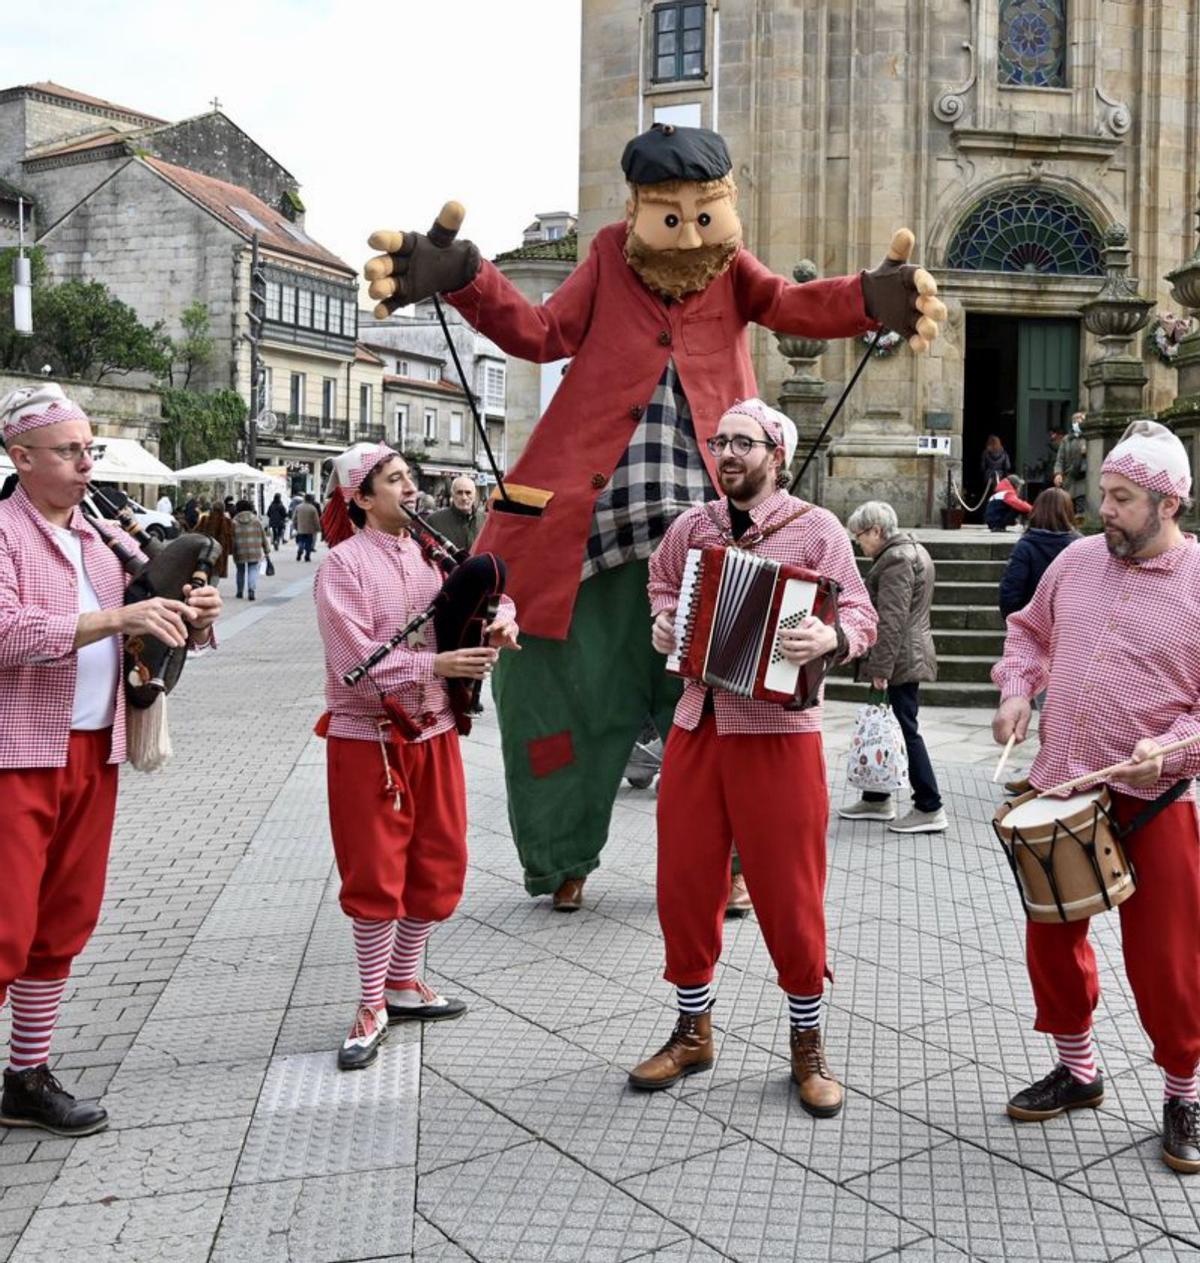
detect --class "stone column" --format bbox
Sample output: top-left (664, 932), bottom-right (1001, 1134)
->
top-left (775, 261), bottom-right (829, 505)
top-left (1079, 225), bottom-right (1154, 514)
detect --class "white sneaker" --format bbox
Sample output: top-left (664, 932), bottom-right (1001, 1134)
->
top-left (836, 799), bottom-right (896, 822)
top-left (888, 807), bottom-right (949, 834)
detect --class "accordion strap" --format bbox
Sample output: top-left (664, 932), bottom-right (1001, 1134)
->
top-left (704, 500), bottom-right (813, 550)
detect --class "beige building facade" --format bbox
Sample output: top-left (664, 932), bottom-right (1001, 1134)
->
top-left (579, 1), bottom-right (1198, 522)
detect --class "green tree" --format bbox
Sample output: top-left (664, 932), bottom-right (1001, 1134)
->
top-left (171, 300), bottom-right (214, 388)
top-left (35, 280), bottom-right (172, 382)
top-left (0, 245), bottom-right (48, 371)
top-left (159, 388), bottom-right (246, 469)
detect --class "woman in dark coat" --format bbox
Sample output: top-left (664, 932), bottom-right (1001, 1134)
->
top-left (198, 501), bottom-right (235, 582)
top-left (998, 488), bottom-right (1080, 619)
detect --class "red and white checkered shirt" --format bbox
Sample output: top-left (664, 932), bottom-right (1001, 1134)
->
top-left (993, 532), bottom-right (1200, 801)
top-left (648, 491), bottom-right (877, 734)
top-left (0, 484), bottom-right (133, 768)
top-left (315, 526), bottom-right (516, 743)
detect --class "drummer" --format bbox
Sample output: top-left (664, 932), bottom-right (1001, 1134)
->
top-left (992, 419), bottom-right (1200, 1175)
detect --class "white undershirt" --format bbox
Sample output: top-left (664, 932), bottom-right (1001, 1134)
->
top-left (49, 524), bottom-right (119, 730)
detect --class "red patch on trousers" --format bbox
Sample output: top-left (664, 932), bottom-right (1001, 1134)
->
top-left (528, 730), bottom-right (574, 778)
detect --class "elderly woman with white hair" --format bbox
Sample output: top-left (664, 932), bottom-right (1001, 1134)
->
top-left (840, 500), bottom-right (947, 833)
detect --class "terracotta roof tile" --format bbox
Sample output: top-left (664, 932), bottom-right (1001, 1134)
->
top-left (355, 343), bottom-right (384, 364)
top-left (25, 129), bottom-right (131, 160)
top-left (20, 82), bottom-right (166, 123)
top-left (382, 375), bottom-right (469, 398)
top-left (142, 157), bottom-right (354, 275)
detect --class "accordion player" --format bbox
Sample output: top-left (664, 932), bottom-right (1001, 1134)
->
top-left (665, 545), bottom-right (840, 710)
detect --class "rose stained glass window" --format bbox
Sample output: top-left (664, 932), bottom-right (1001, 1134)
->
top-left (999, 0), bottom-right (1067, 88)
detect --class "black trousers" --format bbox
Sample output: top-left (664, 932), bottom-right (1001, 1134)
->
top-left (863, 682), bottom-right (942, 813)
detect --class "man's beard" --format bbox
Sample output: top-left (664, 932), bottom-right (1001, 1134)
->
top-left (624, 229), bottom-right (740, 300)
top-left (1104, 509), bottom-right (1161, 559)
top-left (719, 460), bottom-right (772, 503)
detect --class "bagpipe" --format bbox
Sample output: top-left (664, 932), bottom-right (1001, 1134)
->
top-left (80, 486), bottom-right (222, 769)
top-left (342, 504), bottom-right (506, 737)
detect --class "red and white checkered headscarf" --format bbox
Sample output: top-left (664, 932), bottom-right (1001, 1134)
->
top-left (720, 398), bottom-right (798, 465)
top-left (1102, 419), bottom-right (1192, 499)
top-left (321, 441), bottom-right (398, 546)
top-left (0, 384), bottom-right (89, 442)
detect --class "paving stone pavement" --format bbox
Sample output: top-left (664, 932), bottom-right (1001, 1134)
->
top-left (1, 547), bottom-right (1198, 1260)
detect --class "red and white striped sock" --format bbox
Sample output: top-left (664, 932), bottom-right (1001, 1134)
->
top-left (386, 917), bottom-right (435, 989)
top-left (1053, 1030), bottom-right (1099, 1084)
top-left (351, 918), bottom-right (393, 1012)
top-left (1163, 1070), bottom-right (1200, 1103)
top-left (7, 977), bottom-right (67, 1071)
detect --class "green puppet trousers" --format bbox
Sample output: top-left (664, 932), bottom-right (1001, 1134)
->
top-left (492, 560), bottom-right (681, 896)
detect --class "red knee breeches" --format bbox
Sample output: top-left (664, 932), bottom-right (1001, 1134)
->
top-left (655, 715), bottom-right (829, 995)
top-left (1026, 792), bottom-right (1200, 1078)
top-left (327, 731), bottom-right (468, 923)
top-left (0, 730), bottom-right (118, 1000)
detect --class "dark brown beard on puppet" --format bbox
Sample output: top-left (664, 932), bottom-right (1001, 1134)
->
top-left (624, 230), bottom-right (741, 301)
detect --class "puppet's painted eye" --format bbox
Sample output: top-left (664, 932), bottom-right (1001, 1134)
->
top-left (665, 214), bottom-right (680, 228)
top-left (698, 212), bottom-right (712, 227)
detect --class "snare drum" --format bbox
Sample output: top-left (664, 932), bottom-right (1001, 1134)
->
top-left (992, 787), bottom-right (1136, 923)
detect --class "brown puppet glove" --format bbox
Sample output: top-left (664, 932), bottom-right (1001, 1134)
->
top-left (364, 201), bottom-right (481, 317)
top-left (859, 229), bottom-right (947, 354)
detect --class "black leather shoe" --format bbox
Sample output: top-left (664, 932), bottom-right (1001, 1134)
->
top-left (1163, 1098), bottom-right (1200, 1174)
top-left (0, 1064), bottom-right (108, 1136)
top-left (1007, 1063), bottom-right (1104, 1121)
top-left (337, 1005), bottom-right (389, 1071)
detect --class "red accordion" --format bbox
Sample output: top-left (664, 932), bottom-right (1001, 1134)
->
top-left (665, 546), bottom-right (840, 709)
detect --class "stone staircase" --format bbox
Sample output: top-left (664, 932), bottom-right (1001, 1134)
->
top-left (825, 530), bottom-right (1014, 709)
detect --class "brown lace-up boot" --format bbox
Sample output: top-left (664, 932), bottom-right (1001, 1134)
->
top-left (628, 1010), bottom-right (714, 1090)
top-left (790, 1027), bottom-right (844, 1117)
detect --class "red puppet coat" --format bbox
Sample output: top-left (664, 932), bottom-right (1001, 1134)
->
top-left (446, 221), bottom-right (876, 640)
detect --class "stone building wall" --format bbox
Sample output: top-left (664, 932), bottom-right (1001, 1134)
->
top-left (0, 370), bottom-right (162, 445)
top-left (39, 158), bottom-right (241, 395)
top-left (579, 0), bottom-right (1200, 523)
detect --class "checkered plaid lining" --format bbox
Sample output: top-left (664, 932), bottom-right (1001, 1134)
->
top-left (581, 359), bottom-right (716, 580)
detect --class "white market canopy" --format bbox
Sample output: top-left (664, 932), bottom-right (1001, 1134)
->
top-left (91, 438), bottom-right (177, 485)
top-left (173, 459), bottom-right (275, 485)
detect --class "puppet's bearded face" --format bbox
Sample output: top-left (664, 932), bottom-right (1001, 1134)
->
top-left (624, 176), bottom-right (741, 300)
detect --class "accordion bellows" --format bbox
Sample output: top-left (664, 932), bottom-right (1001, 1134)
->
top-left (666, 546), bottom-right (840, 710)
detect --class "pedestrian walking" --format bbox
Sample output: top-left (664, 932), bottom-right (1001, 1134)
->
top-left (0, 383), bottom-right (219, 1136)
top-left (998, 488), bottom-right (1080, 619)
top-left (197, 501), bottom-right (234, 585)
top-left (314, 442), bottom-right (519, 1070)
top-left (293, 494), bottom-right (321, 561)
top-left (182, 497), bottom-right (199, 530)
top-left (992, 419), bottom-right (1200, 1175)
top-left (287, 492), bottom-right (302, 540)
top-left (630, 400), bottom-right (877, 1118)
top-left (231, 499), bottom-right (270, 601)
top-left (1054, 412), bottom-right (1088, 516)
top-left (266, 492), bottom-right (288, 549)
top-left (839, 500), bottom-right (947, 833)
top-left (426, 476), bottom-right (483, 553)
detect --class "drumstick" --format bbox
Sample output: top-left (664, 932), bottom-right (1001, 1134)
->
top-left (992, 734), bottom-right (1016, 784)
top-left (1034, 731), bottom-right (1200, 799)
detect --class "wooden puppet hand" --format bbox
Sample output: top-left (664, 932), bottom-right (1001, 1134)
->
top-left (364, 201), bottom-right (481, 317)
top-left (860, 229), bottom-right (947, 354)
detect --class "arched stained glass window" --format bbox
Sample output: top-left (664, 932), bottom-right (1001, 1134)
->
top-left (945, 186), bottom-right (1102, 275)
top-left (999, 0), bottom-right (1067, 88)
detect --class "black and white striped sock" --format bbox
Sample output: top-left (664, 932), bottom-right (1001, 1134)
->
top-left (676, 983), bottom-right (712, 1015)
top-left (787, 993), bottom-right (822, 1030)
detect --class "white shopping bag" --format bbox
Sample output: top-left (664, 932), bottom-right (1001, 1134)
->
top-left (846, 703), bottom-right (909, 793)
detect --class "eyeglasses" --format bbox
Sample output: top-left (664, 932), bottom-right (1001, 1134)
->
top-left (705, 435), bottom-right (777, 457)
top-left (15, 441), bottom-right (106, 464)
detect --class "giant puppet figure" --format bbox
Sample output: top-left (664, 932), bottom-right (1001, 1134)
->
top-left (365, 124), bottom-right (946, 909)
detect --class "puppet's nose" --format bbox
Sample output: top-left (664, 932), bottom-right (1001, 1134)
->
top-left (677, 220), bottom-right (703, 250)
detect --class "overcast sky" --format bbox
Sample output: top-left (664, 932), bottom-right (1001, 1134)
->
top-left (12, 0), bottom-right (582, 270)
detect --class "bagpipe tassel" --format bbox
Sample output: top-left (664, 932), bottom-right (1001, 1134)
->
top-left (127, 693), bottom-right (173, 773)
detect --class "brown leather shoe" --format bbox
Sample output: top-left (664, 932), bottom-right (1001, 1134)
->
top-left (552, 877), bottom-right (585, 912)
top-left (725, 873), bottom-right (752, 919)
top-left (790, 1027), bottom-right (844, 1117)
top-left (628, 1010), bottom-right (713, 1090)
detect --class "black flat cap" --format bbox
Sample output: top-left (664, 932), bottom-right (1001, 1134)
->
top-left (620, 123), bottom-right (732, 185)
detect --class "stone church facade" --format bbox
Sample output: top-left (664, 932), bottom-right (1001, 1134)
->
top-left (579, 1), bottom-right (1198, 522)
